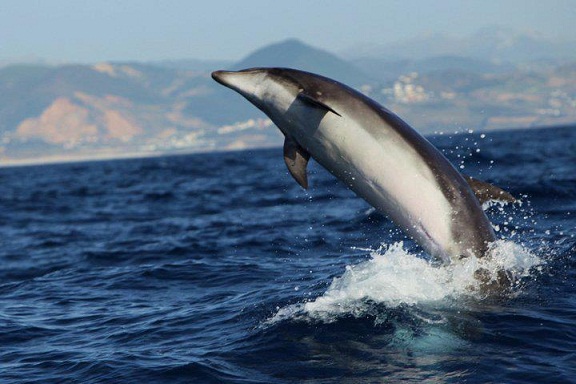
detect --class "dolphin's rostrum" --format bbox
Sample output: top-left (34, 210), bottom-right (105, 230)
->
top-left (212, 68), bottom-right (514, 264)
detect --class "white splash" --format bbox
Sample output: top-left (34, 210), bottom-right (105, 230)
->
top-left (267, 240), bottom-right (542, 325)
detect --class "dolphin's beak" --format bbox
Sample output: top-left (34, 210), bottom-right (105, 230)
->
top-left (211, 69), bottom-right (261, 100)
top-left (211, 70), bottom-right (245, 94)
top-left (211, 70), bottom-right (232, 86)
top-left (212, 71), bottom-right (226, 85)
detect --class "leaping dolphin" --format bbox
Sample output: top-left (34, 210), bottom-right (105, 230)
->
top-left (212, 68), bottom-right (514, 264)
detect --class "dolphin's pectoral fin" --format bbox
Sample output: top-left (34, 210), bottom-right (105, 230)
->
top-left (465, 176), bottom-right (516, 204)
top-left (283, 137), bottom-right (311, 189)
top-left (297, 92), bottom-right (342, 117)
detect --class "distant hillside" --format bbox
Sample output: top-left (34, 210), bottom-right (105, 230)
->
top-left (1, 36), bottom-right (575, 165)
top-left (352, 55), bottom-right (515, 82)
top-left (148, 59), bottom-right (233, 72)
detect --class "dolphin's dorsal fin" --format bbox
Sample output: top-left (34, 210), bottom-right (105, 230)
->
top-left (283, 137), bottom-right (311, 189)
top-left (297, 92), bottom-right (342, 117)
top-left (465, 176), bottom-right (516, 204)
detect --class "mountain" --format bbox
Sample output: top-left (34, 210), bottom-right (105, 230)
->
top-left (1, 35), bottom-right (575, 165)
top-left (0, 63), bottom-right (208, 161)
top-left (232, 39), bottom-right (372, 86)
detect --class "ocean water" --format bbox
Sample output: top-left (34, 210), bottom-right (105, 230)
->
top-left (0, 125), bottom-right (574, 383)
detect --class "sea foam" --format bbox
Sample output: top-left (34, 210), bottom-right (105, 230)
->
top-left (267, 240), bottom-right (543, 325)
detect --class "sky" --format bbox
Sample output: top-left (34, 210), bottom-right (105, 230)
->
top-left (1, 0), bottom-right (575, 63)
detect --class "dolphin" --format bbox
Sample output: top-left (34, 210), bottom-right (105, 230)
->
top-left (211, 68), bottom-right (514, 264)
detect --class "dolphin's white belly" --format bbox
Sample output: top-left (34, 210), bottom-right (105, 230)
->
top-left (296, 112), bottom-right (455, 261)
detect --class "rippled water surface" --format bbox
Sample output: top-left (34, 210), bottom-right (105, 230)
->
top-left (0, 126), bottom-right (574, 383)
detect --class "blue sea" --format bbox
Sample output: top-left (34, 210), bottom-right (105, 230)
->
top-left (0, 125), bottom-right (574, 383)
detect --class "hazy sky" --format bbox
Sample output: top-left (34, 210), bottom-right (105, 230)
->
top-left (1, 0), bottom-right (575, 63)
